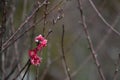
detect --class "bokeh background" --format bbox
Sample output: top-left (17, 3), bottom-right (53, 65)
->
top-left (0, 0), bottom-right (120, 80)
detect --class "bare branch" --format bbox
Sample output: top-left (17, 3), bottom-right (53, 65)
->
top-left (77, 0), bottom-right (106, 80)
top-left (88, 0), bottom-right (120, 36)
top-left (21, 62), bottom-right (31, 80)
top-left (61, 25), bottom-right (72, 80)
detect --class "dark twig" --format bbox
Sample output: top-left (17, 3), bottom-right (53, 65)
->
top-left (88, 0), bottom-right (120, 36)
top-left (61, 25), bottom-right (72, 80)
top-left (77, 0), bottom-right (106, 80)
top-left (113, 54), bottom-right (120, 80)
top-left (21, 62), bottom-right (31, 80)
top-left (45, 29), bottom-right (53, 39)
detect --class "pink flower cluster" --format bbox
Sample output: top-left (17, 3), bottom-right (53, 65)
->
top-left (35, 35), bottom-right (47, 50)
top-left (29, 35), bottom-right (47, 66)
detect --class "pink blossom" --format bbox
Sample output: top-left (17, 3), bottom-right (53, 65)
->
top-left (29, 49), bottom-right (37, 58)
top-left (37, 39), bottom-right (47, 50)
top-left (40, 39), bottom-right (47, 47)
top-left (30, 55), bottom-right (42, 66)
top-left (28, 34), bottom-right (47, 66)
top-left (35, 34), bottom-right (45, 42)
top-left (34, 34), bottom-right (47, 50)
top-left (36, 44), bottom-right (43, 50)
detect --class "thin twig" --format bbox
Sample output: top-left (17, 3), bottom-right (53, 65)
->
top-left (45, 29), bottom-right (53, 39)
top-left (21, 62), bottom-right (31, 80)
top-left (88, 0), bottom-right (120, 36)
top-left (61, 25), bottom-right (72, 80)
top-left (77, 0), bottom-right (106, 80)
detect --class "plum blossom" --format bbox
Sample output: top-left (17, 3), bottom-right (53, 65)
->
top-left (35, 34), bottom-right (45, 42)
top-left (28, 34), bottom-right (47, 66)
top-left (29, 49), bottom-right (37, 58)
top-left (40, 39), bottom-right (47, 47)
top-left (35, 34), bottom-right (47, 50)
top-left (30, 54), bottom-right (42, 66)
top-left (37, 39), bottom-right (47, 50)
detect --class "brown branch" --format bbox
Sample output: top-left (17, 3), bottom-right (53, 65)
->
top-left (88, 0), bottom-right (120, 36)
top-left (77, 0), bottom-right (106, 80)
top-left (61, 25), bottom-right (72, 80)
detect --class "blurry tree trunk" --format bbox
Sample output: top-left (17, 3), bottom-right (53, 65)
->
top-left (0, 0), bottom-right (7, 79)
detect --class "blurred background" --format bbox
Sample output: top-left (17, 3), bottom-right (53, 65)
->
top-left (0, 0), bottom-right (120, 80)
